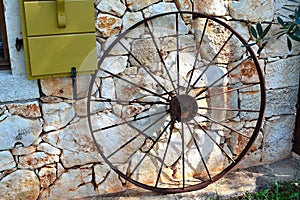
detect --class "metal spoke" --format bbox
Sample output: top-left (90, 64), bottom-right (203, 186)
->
top-left (194, 57), bottom-right (250, 98)
top-left (144, 20), bottom-right (178, 95)
top-left (155, 120), bottom-right (175, 187)
top-left (186, 18), bottom-right (209, 94)
top-left (181, 121), bottom-right (185, 189)
top-left (196, 82), bottom-right (261, 101)
top-left (193, 119), bottom-right (236, 163)
top-left (98, 68), bottom-right (169, 101)
top-left (106, 112), bottom-right (169, 159)
top-left (176, 13), bottom-right (180, 94)
top-left (198, 106), bottom-right (260, 113)
top-left (186, 123), bottom-right (211, 180)
top-left (190, 33), bottom-right (234, 93)
top-left (118, 40), bottom-right (171, 96)
top-left (196, 113), bottom-right (251, 139)
top-left (128, 119), bottom-right (173, 178)
top-left (91, 98), bottom-right (168, 106)
top-left (92, 110), bottom-right (168, 133)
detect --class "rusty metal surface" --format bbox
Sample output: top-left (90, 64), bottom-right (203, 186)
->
top-left (87, 11), bottom-right (266, 194)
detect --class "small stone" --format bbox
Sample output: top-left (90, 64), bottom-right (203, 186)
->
top-left (126, 0), bottom-right (161, 11)
top-left (0, 115), bottom-right (42, 150)
top-left (0, 151), bottom-right (16, 171)
top-left (265, 56), bottom-right (300, 89)
top-left (101, 77), bottom-right (116, 99)
top-left (18, 152), bottom-right (59, 169)
top-left (229, 0), bottom-right (274, 22)
top-left (42, 102), bottom-right (75, 132)
top-left (6, 101), bottom-right (41, 118)
top-left (37, 143), bottom-right (61, 155)
top-left (43, 168), bottom-right (96, 199)
top-left (194, 0), bottom-right (228, 16)
top-left (94, 163), bottom-right (110, 185)
top-left (122, 11), bottom-right (144, 31)
top-left (11, 146), bottom-right (36, 156)
top-left (97, 56), bottom-right (128, 77)
top-left (0, 170), bottom-right (40, 200)
top-left (262, 115), bottom-right (296, 163)
top-left (96, 13), bottom-right (122, 37)
top-left (57, 163), bottom-right (65, 178)
top-left (97, 0), bottom-right (126, 17)
top-left (38, 167), bottom-right (57, 188)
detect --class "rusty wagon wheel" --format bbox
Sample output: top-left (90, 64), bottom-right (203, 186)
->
top-left (87, 11), bottom-right (266, 193)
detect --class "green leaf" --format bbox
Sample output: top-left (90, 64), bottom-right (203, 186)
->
top-left (289, 33), bottom-right (300, 42)
top-left (287, 37), bottom-right (292, 51)
top-left (277, 16), bottom-right (285, 26)
top-left (261, 23), bottom-right (272, 38)
top-left (257, 42), bottom-right (268, 54)
top-left (250, 26), bottom-right (258, 39)
top-left (257, 23), bottom-right (263, 37)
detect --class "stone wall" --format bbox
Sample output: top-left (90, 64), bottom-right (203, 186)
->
top-left (0, 0), bottom-right (299, 199)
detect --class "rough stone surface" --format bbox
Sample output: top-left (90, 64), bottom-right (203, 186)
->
top-left (0, 151), bottom-right (16, 171)
top-left (265, 87), bottom-right (298, 117)
top-left (0, 73), bottom-right (40, 103)
top-left (41, 75), bottom-right (91, 99)
top-left (0, 115), bottom-right (43, 150)
top-left (96, 14), bottom-right (122, 37)
top-left (122, 11), bottom-right (144, 31)
top-left (126, 0), bottom-right (161, 11)
top-left (229, 0), bottom-right (274, 22)
top-left (41, 168), bottom-right (96, 200)
top-left (0, 170), bottom-right (40, 200)
top-left (18, 152), bottom-right (59, 169)
top-left (98, 56), bottom-right (128, 77)
top-left (260, 24), bottom-right (300, 58)
top-left (37, 143), bottom-right (61, 155)
top-left (262, 115), bottom-right (296, 163)
top-left (6, 101), bottom-right (41, 118)
top-left (97, 0), bottom-right (126, 17)
top-left (42, 118), bottom-right (101, 168)
top-left (11, 146), bottom-right (36, 156)
top-left (42, 102), bottom-right (75, 132)
top-left (194, 0), bottom-right (228, 16)
top-left (265, 56), bottom-right (300, 89)
top-left (75, 98), bottom-right (111, 117)
top-left (38, 166), bottom-right (57, 188)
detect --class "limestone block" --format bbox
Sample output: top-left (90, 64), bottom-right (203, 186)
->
top-left (96, 13), bottom-right (122, 37)
top-left (38, 167), bottom-right (57, 188)
top-left (0, 151), bottom-right (16, 171)
top-left (122, 11), bottom-right (144, 31)
top-left (42, 102), bottom-right (75, 132)
top-left (18, 152), bottom-right (59, 169)
top-left (143, 2), bottom-right (188, 37)
top-left (161, 35), bottom-right (196, 52)
top-left (0, 73), bottom-right (40, 103)
top-left (94, 163), bottom-right (110, 185)
top-left (238, 149), bottom-right (262, 169)
top-left (96, 0), bottom-right (126, 17)
top-left (11, 146), bottom-right (36, 156)
top-left (265, 87), bottom-right (298, 117)
top-left (37, 143), bottom-right (61, 155)
top-left (0, 115), bottom-right (42, 150)
top-left (194, 0), bottom-right (228, 16)
top-left (265, 56), bottom-right (300, 89)
top-left (75, 98), bottom-right (111, 117)
top-left (239, 91), bottom-right (262, 120)
top-left (41, 168), bottom-right (95, 200)
top-left (6, 101), bottom-right (41, 118)
top-left (41, 75), bottom-right (91, 99)
top-left (101, 77), bottom-right (116, 99)
top-left (0, 170), bottom-right (40, 200)
top-left (126, 0), bottom-right (161, 11)
top-left (97, 56), bottom-right (128, 77)
top-left (229, 0), bottom-right (274, 22)
top-left (42, 118), bottom-right (102, 168)
top-left (262, 115), bottom-right (296, 162)
top-left (104, 35), bottom-right (130, 55)
top-left (260, 25), bottom-right (300, 58)
top-left (175, 0), bottom-right (192, 11)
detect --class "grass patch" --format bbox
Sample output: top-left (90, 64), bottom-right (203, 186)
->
top-left (243, 180), bottom-right (300, 200)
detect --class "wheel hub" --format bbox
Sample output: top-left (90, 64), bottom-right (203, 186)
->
top-left (170, 94), bottom-right (198, 122)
